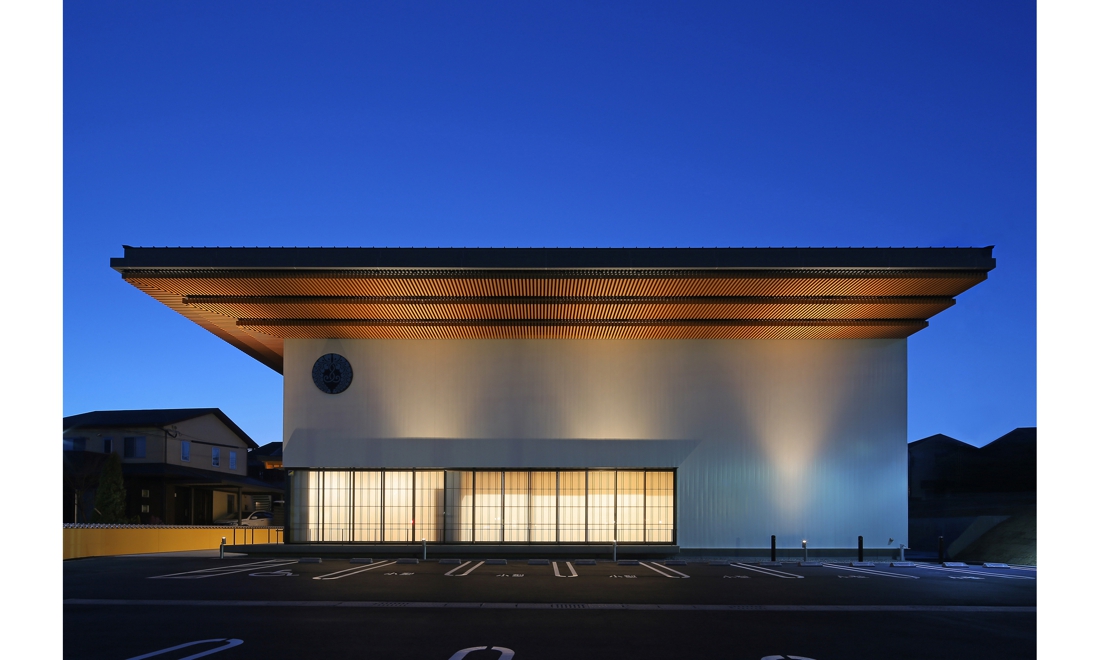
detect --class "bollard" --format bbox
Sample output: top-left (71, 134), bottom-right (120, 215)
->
top-left (613, 539), bottom-right (617, 562)
top-left (771, 535), bottom-right (776, 562)
top-left (900, 544), bottom-right (906, 562)
top-left (422, 538), bottom-right (427, 561)
top-left (220, 536), bottom-right (226, 560)
top-left (802, 539), bottom-right (808, 562)
top-left (938, 536), bottom-right (945, 563)
top-left (858, 536), bottom-right (864, 562)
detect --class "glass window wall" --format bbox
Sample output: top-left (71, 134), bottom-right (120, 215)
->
top-left (288, 468), bottom-right (674, 544)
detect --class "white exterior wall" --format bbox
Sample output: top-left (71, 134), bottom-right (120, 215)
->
top-left (284, 338), bottom-right (907, 549)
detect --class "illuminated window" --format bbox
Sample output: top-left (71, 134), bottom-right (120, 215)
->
top-left (529, 471), bottom-right (557, 543)
top-left (558, 471), bottom-right (587, 543)
top-left (286, 468), bottom-right (676, 545)
top-left (415, 471), bottom-right (445, 542)
top-left (353, 471), bottom-right (382, 542)
top-left (474, 471), bottom-right (502, 542)
top-left (645, 471), bottom-right (675, 543)
top-left (322, 470), bottom-right (352, 542)
top-left (503, 471), bottom-right (529, 542)
top-left (444, 471), bottom-right (473, 542)
top-left (587, 471), bottom-right (616, 542)
top-left (383, 471), bottom-right (413, 542)
top-left (616, 471), bottom-right (645, 542)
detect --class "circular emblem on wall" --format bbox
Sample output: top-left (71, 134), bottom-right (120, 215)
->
top-left (312, 353), bottom-right (353, 394)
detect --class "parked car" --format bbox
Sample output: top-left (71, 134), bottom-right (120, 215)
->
top-left (214, 511), bottom-right (274, 527)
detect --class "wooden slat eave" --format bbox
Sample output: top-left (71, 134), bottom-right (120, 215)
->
top-left (124, 273), bottom-right (987, 298)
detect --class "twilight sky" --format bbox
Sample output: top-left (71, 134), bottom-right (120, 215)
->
top-left (63, 1), bottom-right (1036, 448)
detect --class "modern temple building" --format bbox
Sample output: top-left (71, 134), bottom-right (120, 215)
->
top-left (110, 246), bottom-right (994, 552)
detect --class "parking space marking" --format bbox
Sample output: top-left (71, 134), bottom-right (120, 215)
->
top-left (821, 563), bottom-right (919, 580)
top-left (124, 638), bottom-right (243, 660)
top-left (733, 563), bottom-right (804, 579)
top-left (448, 646), bottom-right (515, 660)
top-left (313, 561), bottom-right (396, 580)
top-left (447, 560), bottom-right (485, 577)
top-left (915, 564), bottom-right (1035, 580)
top-left (149, 559), bottom-right (298, 580)
top-left (640, 562), bottom-right (689, 578)
top-left (552, 561), bottom-right (578, 578)
top-left (444, 561), bottom-right (472, 576)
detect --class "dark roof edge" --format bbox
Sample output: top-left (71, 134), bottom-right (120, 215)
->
top-left (63, 408), bottom-right (259, 449)
top-left (111, 246), bottom-right (996, 272)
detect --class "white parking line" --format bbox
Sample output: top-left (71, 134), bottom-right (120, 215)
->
top-left (444, 561), bottom-right (472, 577)
top-left (149, 560), bottom-right (298, 580)
top-left (552, 561), bottom-right (578, 578)
top-left (639, 562), bottom-right (688, 578)
top-left (915, 564), bottom-right (1035, 580)
top-left (821, 563), bottom-right (919, 579)
top-left (644, 562), bottom-right (690, 578)
top-left (124, 638), bottom-right (243, 660)
top-left (732, 562), bottom-right (804, 579)
top-left (313, 561), bottom-right (396, 580)
top-left (450, 560), bottom-right (484, 577)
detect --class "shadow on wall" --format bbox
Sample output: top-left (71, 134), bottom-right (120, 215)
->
top-left (908, 428), bottom-right (1036, 564)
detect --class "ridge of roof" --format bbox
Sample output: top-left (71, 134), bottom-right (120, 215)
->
top-left (908, 433), bottom-right (980, 449)
top-left (111, 246), bottom-right (997, 271)
top-left (62, 408), bottom-right (258, 449)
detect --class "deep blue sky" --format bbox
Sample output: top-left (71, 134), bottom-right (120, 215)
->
top-left (63, 1), bottom-right (1036, 448)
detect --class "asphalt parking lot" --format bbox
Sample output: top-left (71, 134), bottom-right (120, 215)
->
top-left (64, 555), bottom-right (1036, 660)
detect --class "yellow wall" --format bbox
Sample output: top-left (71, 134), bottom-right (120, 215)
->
top-left (63, 527), bottom-right (283, 560)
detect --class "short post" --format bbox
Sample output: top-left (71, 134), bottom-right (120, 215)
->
top-left (858, 536), bottom-right (864, 562)
top-left (900, 544), bottom-right (906, 562)
top-left (802, 539), bottom-right (808, 562)
top-left (422, 538), bottom-right (427, 561)
top-left (220, 536), bottom-right (226, 560)
top-left (938, 536), bottom-right (945, 563)
top-left (770, 535), bottom-right (776, 562)
top-left (613, 539), bottom-right (617, 562)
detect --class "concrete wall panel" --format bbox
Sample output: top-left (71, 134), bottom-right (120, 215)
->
top-left (284, 338), bottom-right (907, 549)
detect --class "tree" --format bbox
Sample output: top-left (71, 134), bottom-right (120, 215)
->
top-left (92, 453), bottom-right (130, 523)
top-left (63, 451), bottom-right (106, 523)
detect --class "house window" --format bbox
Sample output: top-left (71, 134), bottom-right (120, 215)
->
top-left (229, 451), bottom-right (237, 470)
top-left (181, 441), bottom-right (190, 462)
top-left (141, 489), bottom-right (150, 498)
top-left (64, 437), bottom-right (87, 452)
top-left (124, 436), bottom-right (146, 458)
top-left (103, 437), bottom-right (113, 454)
top-left (140, 504), bottom-right (150, 513)
top-left (212, 447), bottom-right (221, 467)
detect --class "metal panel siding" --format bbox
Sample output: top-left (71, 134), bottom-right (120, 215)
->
top-left (284, 338), bottom-right (907, 549)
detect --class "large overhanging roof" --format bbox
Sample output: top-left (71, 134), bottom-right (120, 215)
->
top-left (111, 246), bottom-right (995, 373)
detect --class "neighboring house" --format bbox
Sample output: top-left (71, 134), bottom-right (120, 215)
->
top-left (248, 441), bottom-right (284, 484)
top-left (908, 427), bottom-right (1037, 560)
top-left (63, 408), bottom-right (285, 524)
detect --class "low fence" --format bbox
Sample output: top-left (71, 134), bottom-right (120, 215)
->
top-left (63, 524), bottom-right (283, 560)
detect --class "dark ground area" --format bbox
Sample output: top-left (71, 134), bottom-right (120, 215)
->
top-left (65, 555), bottom-right (1036, 660)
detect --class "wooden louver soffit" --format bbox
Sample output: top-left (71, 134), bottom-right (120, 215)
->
top-left (111, 247), bottom-right (995, 373)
